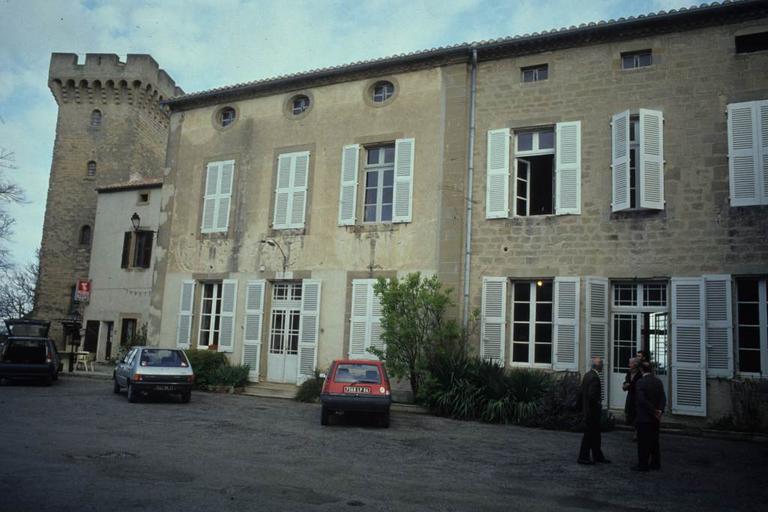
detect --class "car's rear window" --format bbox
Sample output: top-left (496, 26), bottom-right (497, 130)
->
top-left (139, 349), bottom-right (188, 368)
top-left (6, 323), bottom-right (49, 338)
top-left (334, 364), bottom-right (381, 384)
top-left (1, 339), bottom-right (47, 363)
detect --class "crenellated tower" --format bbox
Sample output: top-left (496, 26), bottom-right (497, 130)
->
top-left (36, 53), bottom-right (182, 346)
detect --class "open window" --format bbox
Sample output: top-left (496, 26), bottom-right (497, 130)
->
top-left (514, 129), bottom-right (555, 216)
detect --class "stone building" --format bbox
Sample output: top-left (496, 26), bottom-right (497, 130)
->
top-left (35, 1), bottom-right (768, 420)
top-left (469, 2), bottom-right (768, 418)
top-left (152, 58), bottom-right (468, 385)
top-left (36, 53), bottom-right (181, 346)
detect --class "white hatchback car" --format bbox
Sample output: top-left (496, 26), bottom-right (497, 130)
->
top-left (113, 347), bottom-right (194, 403)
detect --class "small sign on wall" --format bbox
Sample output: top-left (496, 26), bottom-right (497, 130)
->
top-left (74, 279), bottom-right (91, 303)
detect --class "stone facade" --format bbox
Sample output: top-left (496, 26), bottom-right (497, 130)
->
top-left (151, 63), bottom-right (469, 384)
top-left (36, 54), bottom-right (181, 347)
top-left (470, 15), bottom-right (768, 418)
top-left (34, 2), bottom-right (768, 420)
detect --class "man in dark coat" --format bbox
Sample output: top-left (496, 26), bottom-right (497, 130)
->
top-left (633, 361), bottom-right (667, 471)
top-left (623, 357), bottom-right (642, 427)
top-left (577, 357), bottom-right (610, 465)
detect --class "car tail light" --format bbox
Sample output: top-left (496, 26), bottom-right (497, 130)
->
top-left (45, 345), bottom-right (53, 364)
top-left (187, 375), bottom-right (195, 383)
top-left (134, 374), bottom-right (143, 381)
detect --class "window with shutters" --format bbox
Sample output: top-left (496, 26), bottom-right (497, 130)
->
top-left (736, 278), bottom-right (768, 376)
top-left (514, 129), bottom-right (555, 216)
top-left (201, 160), bottom-right (235, 234)
top-left (511, 280), bottom-right (553, 367)
top-left (273, 151), bottom-right (310, 230)
top-left (363, 144), bottom-right (395, 223)
top-left (198, 282), bottom-right (223, 348)
top-left (120, 231), bottom-right (153, 269)
top-left (727, 100), bottom-right (768, 206)
top-left (612, 109), bottom-right (664, 212)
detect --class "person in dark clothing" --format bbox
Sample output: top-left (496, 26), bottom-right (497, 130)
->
top-left (633, 361), bottom-right (667, 471)
top-left (623, 357), bottom-right (641, 426)
top-left (577, 357), bottom-right (610, 465)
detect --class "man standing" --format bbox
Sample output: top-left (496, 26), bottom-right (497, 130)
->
top-left (577, 357), bottom-right (610, 465)
top-left (633, 361), bottom-right (667, 471)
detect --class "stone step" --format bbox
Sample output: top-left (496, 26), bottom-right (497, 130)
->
top-left (242, 382), bottom-right (297, 400)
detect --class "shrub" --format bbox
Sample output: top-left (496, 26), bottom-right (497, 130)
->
top-left (295, 372), bottom-right (326, 403)
top-left (212, 364), bottom-right (250, 388)
top-left (184, 350), bottom-right (229, 389)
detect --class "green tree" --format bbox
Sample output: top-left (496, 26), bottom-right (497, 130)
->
top-left (371, 273), bottom-right (456, 398)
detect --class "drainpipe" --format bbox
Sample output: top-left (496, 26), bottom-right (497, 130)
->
top-left (462, 48), bottom-right (478, 329)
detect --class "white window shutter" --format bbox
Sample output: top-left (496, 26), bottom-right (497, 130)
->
top-left (201, 163), bottom-right (220, 232)
top-left (553, 276), bottom-right (580, 371)
top-left (338, 144), bottom-right (359, 225)
top-left (481, 277), bottom-right (506, 364)
top-left (216, 161), bottom-right (235, 231)
top-left (611, 110), bottom-right (631, 212)
top-left (290, 151), bottom-right (310, 228)
top-left (392, 138), bottom-right (415, 223)
top-left (217, 279), bottom-right (237, 353)
top-left (273, 154), bottom-right (293, 229)
top-left (671, 277), bottom-right (706, 416)
top-left (704, 275), bottom-right (733, 378)
top-left (727, 101), bottom-right (761, 206)
top-left (761, 101), bottom-right (768, 203)
top-left (176, 280), bottom-right (196, 349)
top-left (586, 277), bottom-right (609, 405)
top-left (555, 121), bottom-right (581, 215)
top-left (297, 279), bottom-right (321, 384)
top-left (639, 109), bottom-right (664, 210)
top-left (349, 279), bottom-right (370, 359)
top-left (242, 280), bottom-right (265, 382)
top-left (486, 128), bottom-right (510, 219)
top-left (370, 284), bottom-right (385, 354)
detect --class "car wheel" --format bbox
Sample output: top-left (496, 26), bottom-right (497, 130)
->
top-left (127, 382), bottom-right (138, 403)
top-left (380, 411), bottom-right (390, 428)
top-left (181, 391), bottom-right (191, 403)
top-left (321, 405), bottom-right (330, 426)
top-left (113, 378), bottom-right (121, 394)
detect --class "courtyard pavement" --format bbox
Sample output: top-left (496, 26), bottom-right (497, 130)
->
top-left (0, 377), bottom-right (765, 512)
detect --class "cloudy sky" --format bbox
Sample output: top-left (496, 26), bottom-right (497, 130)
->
top-left (0, 0), bottom-right (693, 267)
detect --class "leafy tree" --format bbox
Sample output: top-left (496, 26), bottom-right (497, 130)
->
top-left (371, 273), bottom-right (457, 398)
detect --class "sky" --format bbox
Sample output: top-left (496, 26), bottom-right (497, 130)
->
top-left (0, 0), bottom-right (696, 267)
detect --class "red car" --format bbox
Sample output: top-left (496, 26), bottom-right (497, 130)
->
top-left (320, 359), bottom-right (392, 427)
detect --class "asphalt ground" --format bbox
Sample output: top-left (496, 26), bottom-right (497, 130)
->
top-left (1, 377), bottom-right (766, 512)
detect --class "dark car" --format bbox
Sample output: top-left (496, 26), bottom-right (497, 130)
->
top-left (320, 359), bottom-right (392, 427)
top-left (0, 320), bottom-right (60, 385)
top-left (113, 347), bottom-right (194, 403)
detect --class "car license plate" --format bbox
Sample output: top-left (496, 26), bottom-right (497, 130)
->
top-left (155, 385), bottom-right (174, 391)
top-left (344, 386), bottom-right (370, 394)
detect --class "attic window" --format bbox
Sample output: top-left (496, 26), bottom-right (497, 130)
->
top-left (621, 50), bottom-right (652, 69)
top-left (291, 95), bottom-right (310, 115)
top-left (138, 191), bottom-right (150, 204)
top-left (735, 31), bottom-right (768, 54)
top-left (521, 64), bottom-right (548, 83)
top-left (218, 107), bottom-right (236, 127)
top-left (372, 81), bottom-right (395, 103)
